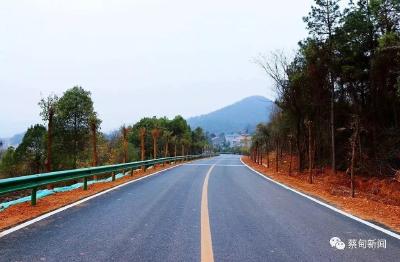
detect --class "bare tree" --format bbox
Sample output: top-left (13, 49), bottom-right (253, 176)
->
top-left (255, 50), bottom-right (308, 172)
top-left (151, 128), bottom-right (161, 159)
top-left (275, 140), bottom-right (279, 172)
top-left (288, 134), bottom-right (294, 175)
top-left (254, 50), bottom-right (291, 96)
top-left (350, 116), bottom-right (360, 198)
top-left (139, 128), bottom-right (146, 161)
top-left (171, 136), bottom-right (177, 157)
top-left (122, 126), bottom-right (129, 163)
top-left (90, 121), bottom-right (98, 167)
top-left (163, 130), bottom-right (173, 158)
top-left (305, 120), bottom-right (314, 184)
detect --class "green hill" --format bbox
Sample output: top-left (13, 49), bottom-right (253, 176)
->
top-left (187, 96), bottom-right (274, 134)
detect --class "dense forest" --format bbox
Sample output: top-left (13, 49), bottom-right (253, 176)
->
top-left (0, 86), bottom-right (210, 178)
top-left (253, 0), bottom-right (400, 180)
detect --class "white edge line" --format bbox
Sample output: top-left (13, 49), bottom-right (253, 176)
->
top-left (240, 158), bottom-right (400, 240)
top-left (0, 163), bottom-right (183, 238)
top-left (183, 164), bottom-right (245, 167)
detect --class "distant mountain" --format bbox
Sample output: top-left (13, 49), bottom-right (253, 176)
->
top-left (187, 96), bottom-right (275, 134)
top-left (0, 132), bottom-right (25, 149)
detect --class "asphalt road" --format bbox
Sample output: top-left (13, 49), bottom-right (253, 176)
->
top-left (0, 155), bottom-right (399, 261)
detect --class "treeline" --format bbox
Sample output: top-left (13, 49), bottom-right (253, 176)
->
top-left (0, 86), bottom-right (211, 178)
top-left (253, 0), bottom-right (400, 178)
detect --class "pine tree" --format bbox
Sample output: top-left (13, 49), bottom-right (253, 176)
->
top-left (304, 0), bottom-right (342, 173)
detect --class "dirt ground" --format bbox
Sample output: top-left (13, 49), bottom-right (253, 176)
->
top-left (242, 155), bottom-right (400, 233)
top-left (0, 163), bottom-right (178, 231)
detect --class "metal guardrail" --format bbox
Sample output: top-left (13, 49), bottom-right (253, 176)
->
top-left (0, 154), bottom-right (215, 205)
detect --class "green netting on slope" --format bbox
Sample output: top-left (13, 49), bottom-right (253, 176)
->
top-left (0, 171), bottom-right (129, 211)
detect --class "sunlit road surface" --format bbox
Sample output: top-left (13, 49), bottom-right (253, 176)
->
top-left (0, 155), bottom-right (399, 262)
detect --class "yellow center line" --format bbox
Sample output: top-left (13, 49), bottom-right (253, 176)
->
top-left (201, 164), bottom-right (215, 262)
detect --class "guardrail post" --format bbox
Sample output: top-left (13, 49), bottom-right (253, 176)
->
top-left (31, 187), bottom-right (37, 206)
top-left (131, 168), bottom-right (134, 176)
top-left (112, 172), bottom-right (116, 181)
top-left (83, 177), bottom-right (88, 190)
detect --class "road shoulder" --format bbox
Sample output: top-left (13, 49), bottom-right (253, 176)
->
top-left (241, 156), bottom-right (400, 239)
top-left (0, 163), bottom-right (181, 235)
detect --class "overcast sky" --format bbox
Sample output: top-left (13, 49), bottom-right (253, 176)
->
top-left (0, 0), bottom-right (315, 137)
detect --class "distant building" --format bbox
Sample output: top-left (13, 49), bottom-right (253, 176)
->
top-left (225, 134), bottom-right (242, 147)
top-left (240, 134), bottom-right (251, 150)
top-left (225, 133), bottom-right (252, 148)
top-left (211, 135), bottom-right (225, 147)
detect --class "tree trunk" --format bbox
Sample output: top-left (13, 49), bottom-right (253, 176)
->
top-left (307, 121), bottom-right (314, 184)
top-left (46, 108), bottom-right (53, 173)
top-left (91, 123), bottom-right (98, 166)
top-left (165, 141), bottom-right (169, 158)
top-left (296, 118), bottom-right (304, 171)
top-left (330, 72), bottom-right (336, 174)
top-left (275, 141), bottom-right (279, 172)
top-left (255, 145), bottom-right (258, 164)
top-left (289, 139), bottom-right (292, 175)
top-left (73, 115), bottom-right (78, 169)
top-left (326, 2), bottom-right (336, 175)
top-left (91, 121), bottom-right (98, 180)
top-left (256, 144), bottom-right (259, 164)
top-left (141, 135), bottom-right (145, 160)
top-left (139, 128), bottom-right (146, 163)
top-left (350, 117), bottom-right (359, 198)
top-left (174, 143), bottom-right (177, 157)
top-left (122, 127), bottom-right (128, 163)
top-left (350, 139), bottom-right (356, 198)
top-left (153, 137), bottom-right (157, 159)
top-left (358, 129), bottom-right (362, 167)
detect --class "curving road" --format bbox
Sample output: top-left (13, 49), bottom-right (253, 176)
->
top-left (0, 155), bottom-right (399, 261)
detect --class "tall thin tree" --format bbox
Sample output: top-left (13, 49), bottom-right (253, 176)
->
top-left (139, 128), bottom-right (146, 161)
top-left (151, 128), bottom-right (160, 159)
top-left (39, 94), bottom-right (58, 173)
top-left (304, 0), bottom-right (342, 174)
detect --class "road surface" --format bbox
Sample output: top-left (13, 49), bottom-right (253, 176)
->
top-left (0, 155), bottom-right (399, 261)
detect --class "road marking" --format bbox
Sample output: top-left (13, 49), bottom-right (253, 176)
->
top-left (183, 164), bottom-right (244, 167)
top-left (240, 158), bottom-right (400, 240)
top-left (0, 164), bottom-right (184, 238)
top-left (201, 164), bottom-right (215, 262)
